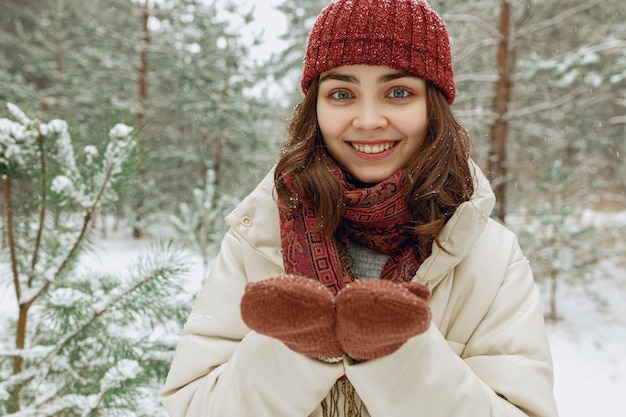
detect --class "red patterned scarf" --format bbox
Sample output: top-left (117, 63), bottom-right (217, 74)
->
top-left (279, 167), bottom-right (428, 295)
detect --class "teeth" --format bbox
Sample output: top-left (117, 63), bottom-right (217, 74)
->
top-left (351, 142), bottom-right (394, 154)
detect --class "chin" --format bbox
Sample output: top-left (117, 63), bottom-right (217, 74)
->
top-left (351, 172), bottom-right (390, 186)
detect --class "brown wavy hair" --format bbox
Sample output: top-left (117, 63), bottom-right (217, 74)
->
top-left (274, 79), bottom-right (474, 250)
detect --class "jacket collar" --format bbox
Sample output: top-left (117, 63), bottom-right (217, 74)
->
top-left (226, 160), bottom-right (495, 287)
top-left (414, 160), bottom-right (495, 288)
top-left (225, 167), bottom-right (283, 266)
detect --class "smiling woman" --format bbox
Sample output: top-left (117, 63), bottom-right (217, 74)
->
top-left (160, 1), bottom-right (559, 416)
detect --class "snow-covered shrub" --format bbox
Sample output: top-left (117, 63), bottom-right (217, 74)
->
top-left (0, 104), bottom-right (191, 416)
top-left (514, 160), bottom-right (626, 322)
top-left (168, 168), bottom-right (235, 278)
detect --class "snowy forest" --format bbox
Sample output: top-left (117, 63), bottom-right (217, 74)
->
top-left (0, 0), bottom-right (624, 416)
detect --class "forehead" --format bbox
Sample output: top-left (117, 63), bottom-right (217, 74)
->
top-left (319, 65), bottom-right (423, 86)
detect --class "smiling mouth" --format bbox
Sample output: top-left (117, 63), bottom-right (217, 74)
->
top-left (350, 142), bottom-right (396, 154)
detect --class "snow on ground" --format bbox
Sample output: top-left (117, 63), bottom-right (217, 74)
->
top-left (546, 257), bottom-right (626, 417)
top-left (2, 220), bottom-right (625, 416)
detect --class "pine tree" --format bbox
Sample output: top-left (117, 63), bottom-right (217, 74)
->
top-left (442, 0), bottom-right (625, 218)
top-left (168, 169), bottom-right (236, 278)
top-left (515, 161), bottom-right (596, 321)
top-left (117, 0), bottom-right (280, 236)
top-left (0, 103), bottom-right (192, 416)
top-left (272, 0), bottom-right (328, 106)
top-left (1, 0), bottom-right (281, 238)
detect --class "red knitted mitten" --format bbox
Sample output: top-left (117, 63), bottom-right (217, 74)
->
top-left (240, 274), bottom-right (344, 361)
top-left (336, 279), bottom-right (432, 360)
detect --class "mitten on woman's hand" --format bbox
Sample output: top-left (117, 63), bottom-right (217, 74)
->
top-left (335, 279), bottom-right (432, 360)
top-left (240, 274), bottom-right (344, 362)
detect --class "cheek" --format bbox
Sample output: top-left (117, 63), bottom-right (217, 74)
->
top-left (317, 123), bottom-right (331, 146)
top-left (316, 103), bottom-right (330, 139)
top-left (398, 116), bottom-right (428, 156)
top-left (401, 111), bottom-right (428, 140)
top-left (317, 108), bottom-right (343, 142)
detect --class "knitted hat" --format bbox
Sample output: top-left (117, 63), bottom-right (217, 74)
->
top-left (301, 0), bottom-right (456, 104)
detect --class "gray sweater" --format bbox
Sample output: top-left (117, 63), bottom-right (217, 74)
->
top-left (347, 241), bottom-right (389, 280)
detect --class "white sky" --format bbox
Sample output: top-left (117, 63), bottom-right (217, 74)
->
top-left (222, 0), bottom-right (295, 98)
top-left (229, 0), bottom-right (288, 63)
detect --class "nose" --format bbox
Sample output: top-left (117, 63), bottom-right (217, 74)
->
top-left (352, 100), bottom-right (388, 131)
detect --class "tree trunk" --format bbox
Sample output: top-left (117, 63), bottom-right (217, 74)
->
top-left (54, 35), bottom-right (63, 116)
top-left (548, 269), bottom-right (558, 322)
top-left (4, 175), bottom-right (28, 414)
top-left (133, 0), bottom-right (151, 238)
top-left (137, 0), bottom-right (150, 140)
top-left (489, 1), bottom-right (512, 222)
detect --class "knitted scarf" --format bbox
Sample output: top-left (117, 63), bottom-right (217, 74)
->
top-left (279, 167), bottom-right (430, 417)
top-left (279, 167), bottom-right (428, 294)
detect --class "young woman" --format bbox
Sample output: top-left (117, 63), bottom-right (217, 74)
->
top-left (160, 1), bottom-right (559, 416)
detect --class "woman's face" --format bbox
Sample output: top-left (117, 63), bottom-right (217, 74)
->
top-left (317, 65), bottom-right (428, 185)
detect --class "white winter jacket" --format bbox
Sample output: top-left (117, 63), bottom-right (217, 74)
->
top-left (160, 163), bottom-right (559, 417)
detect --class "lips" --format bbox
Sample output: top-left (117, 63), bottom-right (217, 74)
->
top-left (350, 142), bottom-right (395, 154)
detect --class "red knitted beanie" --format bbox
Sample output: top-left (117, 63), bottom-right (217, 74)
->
top-left (301, 0), bottom-right (456, 104)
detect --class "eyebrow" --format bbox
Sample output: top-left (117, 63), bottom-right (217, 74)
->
top-left (319, 70), bottom-right (417, 85)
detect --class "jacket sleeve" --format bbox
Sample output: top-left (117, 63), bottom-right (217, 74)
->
top-left (344, 236), bottom-right (558, 417)
top-left (160, 229), bottom-right (344, 417)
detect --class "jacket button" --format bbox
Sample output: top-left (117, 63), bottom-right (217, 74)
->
top-left (241, 216), bottom-right (252, 227)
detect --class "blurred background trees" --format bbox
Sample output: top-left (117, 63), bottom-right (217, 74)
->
top-left (0, 0), bottom-right (281, 238)
top-left (0, 0), bottom-right (624, 413)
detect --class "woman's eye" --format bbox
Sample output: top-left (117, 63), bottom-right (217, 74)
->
top-left (331, 90), bottom-right (352, 100)
top-left (388, 88), bottom-right (410, 99)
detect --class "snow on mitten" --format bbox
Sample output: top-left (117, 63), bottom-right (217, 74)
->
top-left (400, 281), bottom-right (432, 302)
top-left (240, 274), bottom-right (344, 362)
top-left (335, 279), bottom-right (431, 360)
